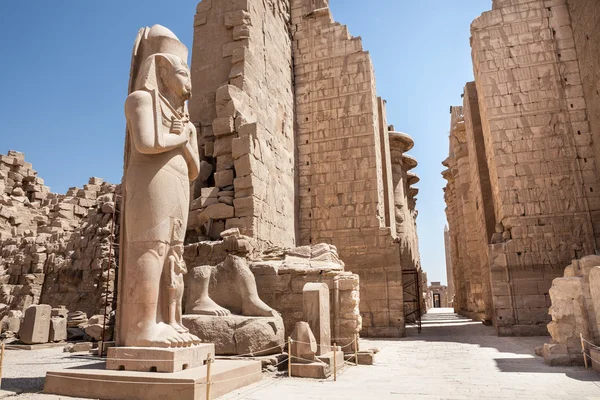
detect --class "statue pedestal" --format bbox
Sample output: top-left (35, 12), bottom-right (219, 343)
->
top-left (106, 343), bottom-right (214, 373)
top-left (44, 358), bottom-right (261, 400)
top-left (182, 314), bottom-right (285, 356)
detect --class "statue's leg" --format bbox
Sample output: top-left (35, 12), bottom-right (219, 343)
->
top-left (190, 266), bottom-right (231, 316)
top-left (228, 256), bottom-right (275, 317)
top-left (120, 242), bottom-right (184, 348)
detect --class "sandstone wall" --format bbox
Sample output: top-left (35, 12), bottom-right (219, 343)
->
top-left (189, 0), bottom-right (296, 249)
top-left (0, 151), bottom-right (117, 319)
top-left (542, 255), bottom-right (600, 366)
top-left (463, 82), bottom-right (494, 322)
top-left (290, 0), bottom-right (405, 337)
top-left (452, 0), bottom-right (600, 335)
top-left (566, 0), bottom-right (600, 181)
top-left (443, 226), bottom-right (454, 306)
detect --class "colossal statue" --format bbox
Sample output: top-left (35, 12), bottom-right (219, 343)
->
top-left (116, 25), bottom-right (275, 349)
top-left (117, 25), bottom-right (200, 348)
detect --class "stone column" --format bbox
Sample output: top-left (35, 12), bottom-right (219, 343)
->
top-left (388, 131), bottom-right (414, 240)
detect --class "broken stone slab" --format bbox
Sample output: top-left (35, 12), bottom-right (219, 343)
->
top-left (220, 227), bottom-right (240, 238)
top-left (290, 321), bottom-right (317, 362)
top-left (20, 304), bottom-right (51, 344)
top-left (63, 342), bottom-right (94, 353)
top-left (182, 314), bottom-right (284, 356)
top-left (67, 311), bottom-right (88, 328)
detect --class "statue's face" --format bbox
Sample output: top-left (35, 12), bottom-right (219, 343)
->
top-left (160, 59), bottom-right (192, 101)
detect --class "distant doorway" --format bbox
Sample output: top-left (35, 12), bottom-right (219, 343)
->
top-left (433, 293), bottom-right (441, 308)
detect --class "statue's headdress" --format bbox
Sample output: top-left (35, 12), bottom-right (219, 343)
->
top-left (128, 25), bottom-right (189, 95)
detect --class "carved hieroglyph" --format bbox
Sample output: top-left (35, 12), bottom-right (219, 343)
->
top-left (116, 25), bottom-right (201, 348)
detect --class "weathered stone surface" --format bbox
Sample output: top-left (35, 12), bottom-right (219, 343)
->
top-left (303, 283), bottom-right (331, 355)
top-left (204, 203), bottom-right (235, 220)
top-left (116, 24), bottom-right (201, 349)
top-left (198, 160), bottom-right (213, 182)
top-left (214, 169), bottom-right (234, 188)
top-left (290, 321), bottom-right (317, 362)
top-left (49, 317), bottom-right (67, 342)
top-left (63, 342), bottom-right (93, 353)
top-left (444, 0), bottom-right (600, 337)
top-left (182, 314), bottom-right (284, 356)
top-left (106, 344), bottom-right (214, 373)
top-left (7, 316), bottom-right (20, 333)
top-left (20, 304), bottom-right (51, 344)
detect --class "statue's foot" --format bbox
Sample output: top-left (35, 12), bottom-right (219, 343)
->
top-left (183, 331), bottom-right (202, 345)
top-left (137, 322), bottom-right (185, 348)
top-left (191, 297), bottom-right (232, 316)
top-left (242, 295), bottom-right (274, 317)
top-left (170, 322), bottom-right (202, 346)
top-left (170, 321), bottom-right (192, 335)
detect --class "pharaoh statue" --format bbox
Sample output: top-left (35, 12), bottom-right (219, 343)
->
top-left (117, 25), bottom-right (276, 349)
top-left (116, 25), bottom-right (201, 348)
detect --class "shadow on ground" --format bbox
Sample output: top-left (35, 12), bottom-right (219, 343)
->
top-left (2, 377), bottom-right (44, 393)
top-left (397, 309), bottom-right (599, 382)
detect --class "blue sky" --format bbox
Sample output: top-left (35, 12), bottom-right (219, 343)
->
top-left (0, 1), bottom-right (491, 285)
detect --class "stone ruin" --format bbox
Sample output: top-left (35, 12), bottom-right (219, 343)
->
top-left (186, 0), bottom-right (425, 341)
top-left (539, 255), bottom-right (600, 366)
top-left (0, 150), bottom-right (118, 340)
top-left (443, 0), bottom-right (600, 338)
top-left (2, 5), bottom-right (424, 392)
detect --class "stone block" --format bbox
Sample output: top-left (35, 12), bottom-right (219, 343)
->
top-left (215, 170), bottom-right (234, 188)
top-left (44, 359), bottom-right (262, 400)
top-left (214, 136), bottom-right (233, 157)
top-left (357, 350), bottom-right (375, 365)
top-left (20, 304), bottom-right (51, 344)
top-left (49, 317), bottom-right (67, 342)
top-left (201, 187), bottom-right (219, 198)
top-left (106, 344), bottom-right (214, 373)
top-left (233, 197), bottom-right (254, 217)
top-left (303, 282), bottom-right (331, 355)
top-left (205, 203), bottom-right (235, 220)
top-left (290, 321), bottom-right (317, 362)
top-left (212, 117), bottom-right (235, 137)
top-left (51, 306), bottom-right (68, 318)
top-left (7, 317), bottom-right (20, 333)
top-left (182, 315), bottom-right (284, 356)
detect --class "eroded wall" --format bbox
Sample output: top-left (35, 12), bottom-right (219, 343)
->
top-left (291, 0), bottom-right (405, 337)
top-left (190, 0), bottom-right (296, 249)
top-left (451, 0), bottom-right (600, 335)
top-left (567, 0), bottom-right (600, 181)
top-left (0, 151), bottom-right (118, 319)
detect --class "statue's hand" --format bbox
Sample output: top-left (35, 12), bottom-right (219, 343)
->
top-left (170, 118), bottom-right (184, 135)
